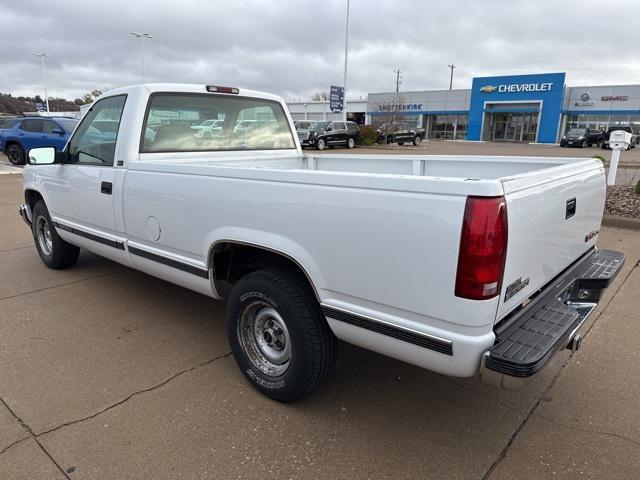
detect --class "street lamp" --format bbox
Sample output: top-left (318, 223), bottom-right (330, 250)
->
top-left (32, 53), bottom-right (50, 113)
top-left (130, 32), bottom-right (152, 83)
top-left (342, 0), bottom-right (350, 121)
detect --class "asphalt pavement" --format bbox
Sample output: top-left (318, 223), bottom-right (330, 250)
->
top-left (0, 162), bottom-right (639, 479)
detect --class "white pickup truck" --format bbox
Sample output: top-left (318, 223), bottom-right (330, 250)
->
top-left (20, 84), bottom-right (624, 401)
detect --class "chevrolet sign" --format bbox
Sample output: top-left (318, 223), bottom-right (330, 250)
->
top-left (480, 82), bottom-right (553, 93)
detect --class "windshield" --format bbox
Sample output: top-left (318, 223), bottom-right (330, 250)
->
top-left (568, 129), bottom-right (586, 135)
top-left (310, 121), bottom-right (328, 129)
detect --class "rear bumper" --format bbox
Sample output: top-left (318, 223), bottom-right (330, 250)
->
top-left (480, 248), bottom-right (624, 385)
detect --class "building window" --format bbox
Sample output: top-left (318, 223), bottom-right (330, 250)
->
top-left (428, 114), bottom-right (467, 140)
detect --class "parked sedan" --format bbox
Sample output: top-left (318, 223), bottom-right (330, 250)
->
top-left (560, 128), bottom-right (603, 148)
top-left (0, 116), bottom-right (78, 165)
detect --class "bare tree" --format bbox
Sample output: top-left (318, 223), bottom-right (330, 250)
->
top-left (310, 92), bottom-right (329, 101)
top-left (373, 93), bottom-right (408, 141)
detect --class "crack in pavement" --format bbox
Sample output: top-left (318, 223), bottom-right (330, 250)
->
top-left (534, 413), bottom-right (640, 449)
top-left (0, 351), bottom-right (231, 473)
top-left (0, 397), bottom-right (71, 480)
top-left (36, 351), bottom-right (232, 438)
top-left (0, 436), bottom-right (30, 456)
top-left (0, 245), bottom-right (34, 253)
top-left (480, 260), bottom-right (639, 480)
top-left (0, 269), bottom-right (126, 303)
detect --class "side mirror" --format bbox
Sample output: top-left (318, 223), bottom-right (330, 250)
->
top-left (28, 147), bottom-right (56, 165)
top-left (51, 128), bottom-right (65, 135)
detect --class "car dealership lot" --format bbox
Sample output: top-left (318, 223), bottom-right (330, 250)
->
top-left (0, 148), bottom-right (639, 479)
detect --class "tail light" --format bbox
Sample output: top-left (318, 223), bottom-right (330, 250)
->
top-left (455, 196), bottom-right (508, 300)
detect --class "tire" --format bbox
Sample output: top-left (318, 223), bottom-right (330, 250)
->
top-left (397, 141), bottom-right (404, 146)
top-left (316, 138), bottom-right (326, 150)
top-left (413, 135), bottom-right (422, 146)
top-left (226, 268), bottom-right (336, 402)
top-left (31, 201), bottom-right (80, 269)
top-left (6, 143), bottom-right (25, 165)
top-left (581, 140), bottom-right (586, 148)
top-left (347, 137), bottom-right (355, 149)
top-left (386, 135), bottom-right (393, 144)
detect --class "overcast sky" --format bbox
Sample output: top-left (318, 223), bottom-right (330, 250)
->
top-left (1, 0), bottom-right (638, 101)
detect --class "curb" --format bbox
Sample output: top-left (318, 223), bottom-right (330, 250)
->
top-left (602, 214), bottom-right (640, 231)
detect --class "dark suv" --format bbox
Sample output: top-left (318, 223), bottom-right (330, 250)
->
top-left (377, 122), bottom-right (426, 146)
top-left (560, 128), bottom-right (603, 148)
top-left (294, 120), bottom-right (358, 150)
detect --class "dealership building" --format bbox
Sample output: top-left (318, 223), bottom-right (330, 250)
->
top-left (287, 72), bottom-right (640, 143)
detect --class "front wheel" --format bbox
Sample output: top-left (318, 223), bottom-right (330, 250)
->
top-left (347, 137), bottom-right (355, 149)
top-left (413, 135), bottom-right (422, 146)
top-left (31, 201), bottom-right (80, 269)
top-left (6, 144), bottom-right (25, 165)
top-left (316, 138), bottom-right (326, 150)
top-left (226, 268), bottom-right (336, 402)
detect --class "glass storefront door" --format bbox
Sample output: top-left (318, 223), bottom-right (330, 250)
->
top-left (483, 112), bottom-right (539, 142)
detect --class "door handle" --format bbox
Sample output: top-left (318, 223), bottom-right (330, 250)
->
top-left (566, 198), bottom-right (576, 219)
top-left (101, 182), bottom-right (113, 195)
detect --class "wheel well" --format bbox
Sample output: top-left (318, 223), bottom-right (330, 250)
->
top-left (209, 242), bottom-right (318, 300)
top-left (25, 189), bottom-right (44, 209)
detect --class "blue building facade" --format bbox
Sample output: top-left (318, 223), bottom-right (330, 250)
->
top-left (467, 73), bottom-right (566, 143)
top-left (359, 72), bottom-right (640, 143)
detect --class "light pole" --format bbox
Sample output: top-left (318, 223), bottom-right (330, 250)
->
top-left (342, 0), bottom-right (350, 121)
top-left (32, 53), bottom-right (50, 113)
top-left (448, 63), bottom-right (456, 90)
top-left (130, 32), bottom-right (152, 83)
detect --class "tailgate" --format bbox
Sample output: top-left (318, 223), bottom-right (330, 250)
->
top-left (496, 160), bottom-right (606, 321)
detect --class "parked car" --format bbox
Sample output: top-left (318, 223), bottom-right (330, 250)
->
top-left (20, 83), bottom-right (623, 402)
top-left (377, 122), bottom-right (425, 146)
top-left (560, 128), bottom-right (603, 148)
top-left (295, 120), bottom-right (358, 150)
top-left (601, 125), bottom-right (637, 150)
top-left (1, 116), bottom-right (78, 165)
top-left (191, 119), bottom-right (224, 137)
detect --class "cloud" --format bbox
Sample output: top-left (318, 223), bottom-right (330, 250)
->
top-left (0, 0), bottom-right (638, 101)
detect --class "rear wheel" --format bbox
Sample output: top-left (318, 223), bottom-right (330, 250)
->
top-left (347, 137), bottom-right (355, 149)
top-left (6, 144), bottom-right (25, 165)
top-left (31, 201), bottom-right (80, 269)
top-left (413, 135), bottom-right (422, 146)
top-left (316, 138), bottom-right (326, 150)
top-left (226, 268), bottom-right (336, 402)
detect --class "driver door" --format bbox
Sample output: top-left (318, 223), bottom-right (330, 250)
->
top-left (46, 95), bottom-right (127, 237)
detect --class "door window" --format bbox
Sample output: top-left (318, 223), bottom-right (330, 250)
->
top-left (68, 95), bottom-right (127, 166)
top-left (42, 120), bottom-right (59, 134)
top-left (21, 119), bottom-right (44, 133)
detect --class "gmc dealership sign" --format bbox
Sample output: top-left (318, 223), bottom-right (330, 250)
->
top-left (481, 82), bottom-right (553, 93)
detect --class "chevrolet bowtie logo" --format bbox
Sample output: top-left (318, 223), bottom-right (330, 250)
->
top-left (480, 85), bottom-right (497, 93)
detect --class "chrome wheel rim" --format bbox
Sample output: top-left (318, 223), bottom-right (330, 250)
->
top-left (238, 301), bottom-right (291, 377)
top-left (36, 216), bottom-right (53, 256)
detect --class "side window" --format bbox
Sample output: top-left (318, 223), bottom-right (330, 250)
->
top-left (21, 119), bottom-right (43, 133)
top-left (68, 95), bottom-right (127, 166)
top-left (347, 123), bottom-right (357, 132)
top-left (42, 121), bottom-right (58, 134)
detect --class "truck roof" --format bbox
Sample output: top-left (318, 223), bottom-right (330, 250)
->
top-left (99, 83), bottom-right (285, 103)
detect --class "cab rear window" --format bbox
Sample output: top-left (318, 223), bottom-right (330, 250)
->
top-left (140, 93), bottom-right (296, 153)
